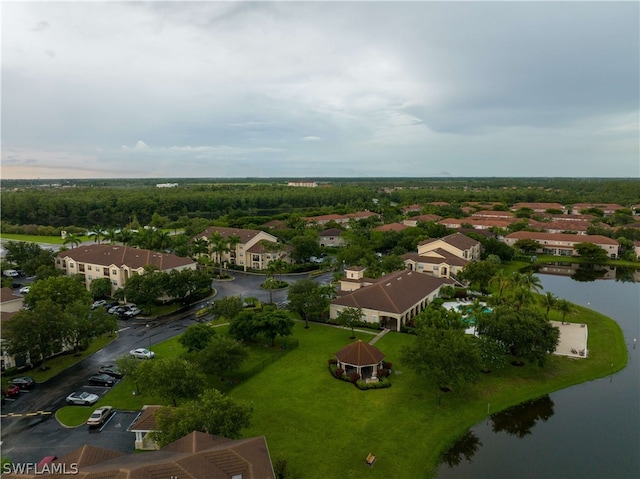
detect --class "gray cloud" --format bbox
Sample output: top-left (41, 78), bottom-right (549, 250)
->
top-left (2, 1), bottom-right (638, 178)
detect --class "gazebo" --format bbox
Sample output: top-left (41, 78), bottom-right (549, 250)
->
top-left (335, 340), bottom-right (385, 380)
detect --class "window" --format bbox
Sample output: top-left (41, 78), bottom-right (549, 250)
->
top-left (69, 262), bottom-right (75, 268)
top-left (87, 265), bottom-right (92, 270)
top-left (87, 275), bottom-right (93, 280)
top-left (112, 270), bottom-right (117, 275)
top-left (79, 264), bottom-right (85, 272)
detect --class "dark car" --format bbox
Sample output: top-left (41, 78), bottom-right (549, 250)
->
top-left (98, 364), bottom-right (123, 379)
top-left (10, 376), bottom-right (35, 389)
top-left (3, 384), bottom-right (20, 398)
top-left (88, 374), bottom-right (116, 387)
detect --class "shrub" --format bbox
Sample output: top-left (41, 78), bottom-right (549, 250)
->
top-left (377, 368), bottom-right (389, 378)
top-left (349, 372), bottom-right (361, 383)
top-left (382, 361), bottom-right (393, 370)
top-left (328, 358), bottom-right (337, 365)
top-left (334, 368), bottom-right (344, 379)
top-left (355, 378), bottom-right (392, 390)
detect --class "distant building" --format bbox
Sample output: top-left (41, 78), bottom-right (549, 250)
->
top-left (287, 181), bottom-right (318, 187)
top-left (156, 183), bottom-right (179, 188)
top-left (504, 232), bottom-right (619, 258)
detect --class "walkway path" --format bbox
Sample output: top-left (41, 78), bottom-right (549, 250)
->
top-left (369, 328), bottom-right (390, 345)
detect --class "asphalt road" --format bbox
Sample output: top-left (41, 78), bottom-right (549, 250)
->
top-left (0, 271), bottom-right (332, 463)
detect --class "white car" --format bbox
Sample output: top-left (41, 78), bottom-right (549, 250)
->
top-left (87, 406), bottom-right (114, 426)
top-left (19, 286), bottom-right (30, 294)
top-left (66, 391), bottom-right (99, 406)
top-left (129, 348), bottom-right (155, 359)
top-left (91, 299), bottom-right (107, 310)
top-left (123, 307), bottom-right (142, 318)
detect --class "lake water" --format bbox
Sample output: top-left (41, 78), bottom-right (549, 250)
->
top-left (437, 274), bottom-right (640, 479)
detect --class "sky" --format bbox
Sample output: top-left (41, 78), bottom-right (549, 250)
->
top-left (2, 0), bottom-right (639, 179)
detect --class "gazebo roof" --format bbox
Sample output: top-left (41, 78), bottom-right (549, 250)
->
top-left (335, 340), bottom-right (385, 367)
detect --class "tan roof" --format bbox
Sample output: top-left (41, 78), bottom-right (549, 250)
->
top-left (335, 340), bottom-right (385, 366)
top-left (2, 432), bottom-right (275, 479)
top-left (195, 226), bottom-right (267, 243)
top-left (419, 232), bottom-right (479, 250)
top-left (408, 214), bottom-right (442, 222)
top-left (512, 202), bottom-right (565, 210)
top-left (57, 444), bottom-right (126, 468)
top-left (408, 248), bottom-right (468, 267)
top-left (1, 286), bottom-right (21, 303)
top-left (319, 228), bottom-right (345, 236)
top-left (332, 270), bottom-right (450, 315)
top-left (57, 245), bottom-right (195, 271)
top-left (129, 405), bottom-right (162, 432)
top-left (471, 210), bottom-right (515, 218)
top-left (374, 223), bottom-right (409, 232)
top-left (505, 231), bottom-right (619, 245)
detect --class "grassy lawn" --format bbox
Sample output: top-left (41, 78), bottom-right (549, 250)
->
top-left (55, 406), bottom-right (96, 428)
top-left (229, 310), bottom-right (626, 479)
top-left (4, 335), bottom-right (117, 384)
top-left (0, 233), bottom-right (90, 245)
top-left (55, 304), bottom-right (626, 478)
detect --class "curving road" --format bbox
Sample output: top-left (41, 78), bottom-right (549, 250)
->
top-left (0, 271), bottom-right (331, 462)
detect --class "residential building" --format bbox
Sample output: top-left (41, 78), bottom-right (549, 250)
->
top-left (511, 202), bottom-right (566, 213)
top-left (330, 269), bottom-right (451, 331)
top-left (373, 222), bottom-right (410, 232)
top-left (504, 232), bottom-right (619, 258)
top-left (287, 180), bottom-right (318, 187)
top-left (571, 203), bottom-right (625, 216)
top-left (417, 233), bottom-right (481, 261)
top-left (1, 287), bottom-right (24, 370)
top-left (402, 214), bottom-right (442, 227)
top-left (193, 226), bottom-right (287, 271)
top-left (318, 228), bottom-right (347, 247)
top-left (129, 405), bottom-right (162, 450)
top-left (55, 245), bottom-right (196, 292)
top-left (304, 211), bottom-right (379, 226)
top-left (1, 431), bottom-right (275, 479)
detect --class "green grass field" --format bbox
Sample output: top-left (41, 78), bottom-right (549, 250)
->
top-left (52, 307), bottom-right (626, 478)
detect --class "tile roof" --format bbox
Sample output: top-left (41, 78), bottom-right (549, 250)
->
top-left (129, 405), bottom-right (162, 432)
top-left (57, 245), bottom-right (195, 271)
top-left (335, 340), bottom-right (385, 366)
top-left (419, 232), bottom-right (479, 250)
top-left (2, 432), bottom-right (275, 479)
top-left (505, 231), bottom-right (619, 245)
top-left (319, 228), bottom-right (345, 236)
top-left (332, 270), bottom-right (450, 315)
top-left (1, 286), bottom-right (21, 303)
top-left (195, 226), bottom-right (266, 243)
top-left (374, 223), bottom-right (409, 232)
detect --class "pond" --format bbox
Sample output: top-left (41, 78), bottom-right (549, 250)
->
top-left (437, 273), bottom-right (640, 479)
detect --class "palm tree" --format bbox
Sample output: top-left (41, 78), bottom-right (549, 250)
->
top-left (227, 235), bottom-right (242, 266)
top-left (540, 292), bottom-right (557, 318)
top-left (519, 271), bottom-right (543, 294)
top-left (157, 230), bottom-right (173, 251)
top-left (489, 270), bottom-right (511, 301)
top-left (104, 228), bottom-right (120, 245)
top-left (191, 238), bottom-right (209, 259)
top-left (555, 299), bottom-right (575, 322)
top-left (209, 232), bottom-right (229, 276)
top-left (63, 233), bottom-right (81, 249)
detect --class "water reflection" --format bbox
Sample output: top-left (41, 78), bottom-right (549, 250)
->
top-left (440, 396), bottom-right (554, 468)
top-left (440, 431), bottom-right (482, 467)
top-left (535, 262), bottom-right (639, 282)
top-left (489, 395), bottom-right (554, 438)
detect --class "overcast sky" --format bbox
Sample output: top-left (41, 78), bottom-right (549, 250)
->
top-left (2, 1), bottom-right (639, 179)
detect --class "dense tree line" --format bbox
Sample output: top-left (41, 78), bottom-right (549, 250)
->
top-left (2, 178), bottom-right (638, 231)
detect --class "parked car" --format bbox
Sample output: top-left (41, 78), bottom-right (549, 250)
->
top-left (66, 391), bottom-right (99, 406)
top-left (123, 307), bottom-right (142, 319)
top-left (98, 364), bottom-right (123, 379)
top-left (88, 374), bottom-right (116, 387)
top-left (91, 299), bottom-right (107, 310)
top-left (129, 348), bottom-right (155, 359)
top-left (86, 406), bottom-right (114, 427)
top-left (107, 304), bottom-right (122, 314)
top-left (3, 269), bottom-right (19, 277)
top-left (3, 384), bottom-right (20, 398)
top-left (10, 376), bottom-right (35, 389)
top-left (19, 286), bottom-right (30, 294)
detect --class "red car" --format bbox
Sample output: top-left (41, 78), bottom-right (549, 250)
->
top-left (3, 384), bottom-right (20, 398)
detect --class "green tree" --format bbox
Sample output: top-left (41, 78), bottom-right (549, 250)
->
top-left (116, 355), bottom-right (143, 394)
top-left (255, 309), bottom-right (295, 346)
top-left (401, 307), bottom-right (481, 392)
top-left (178, 323), bottom-right (217, 352)
top-left (555, 299), bottom-right (575, 321)
top-left (64, 301), bottom-right (117, 353)
top-left (198, 336), bottom-right (249, 380)
top-left (137, 357), bottom-right (206, 406)
top-left (3, 300), bottom-right (66, 370)
top-left (263, 277), bottom-right (279, 304)
top-left (513, 238), bottom-right (540, 255)
top-left (457, 260), bottom-right (500, 293)
top-left (540, 292), bottom-right (557, 318)
top-left (290, 235), bottom-right (321, 263)
top-left (475, 305), bottom-right (560, 367)
top-left (229, 310), bottom-right (260, 342)
top-left (574, 242), bottom-right (609, 262)
top-left (287, 278), bottom-right (331, 328)
top-left (62, 233), bottom-right (81, 249)
top-left (208, 231), bottom-right (229, 276)
top-left (150, 389), bottom-right (251, 447)
top-left (210, 295), bottom-right (244, 321)
top-left (89, 277), bottom-right (112, 300)
top-left (23, 275), bottom-right (91, 310)
top-left (336, 307), bottom-right (363, 339)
